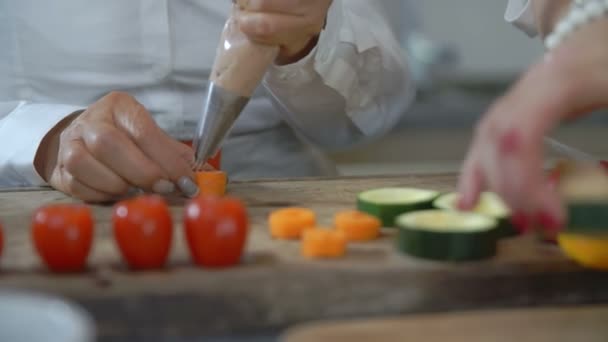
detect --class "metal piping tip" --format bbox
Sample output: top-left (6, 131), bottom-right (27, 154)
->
top-left (193, 82), bottom-right (249, 170)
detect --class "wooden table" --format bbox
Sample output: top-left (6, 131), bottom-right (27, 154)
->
top-left (1, 174), bottom-right (608, 340)
top-left (283, 305), bottom-right (608, 342)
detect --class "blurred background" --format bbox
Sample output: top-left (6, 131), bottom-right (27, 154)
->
top-left (331, 0), bottom-right (608, 177)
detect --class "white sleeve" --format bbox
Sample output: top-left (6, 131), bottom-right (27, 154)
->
top-left (262, 0), bottom-right (414, 150)
top-left (506, 0), bottom-right (538, 37)
top-left (0, 101), bottom-right (83, 187)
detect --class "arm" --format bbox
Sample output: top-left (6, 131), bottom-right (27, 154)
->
top-left (262, 0), bottom-right (414, 150)
top-left (0, 101), bottom-right (82, 187)
top-left (458, 0), bottom-right (608, 234)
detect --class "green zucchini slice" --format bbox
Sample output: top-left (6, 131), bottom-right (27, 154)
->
top-left (558, 163), bottom-right (608, 233)
top-left (357, 188), bottom-right (439, 227)
top-left (433, 192), bottom-right (516, 238)
top-left (396, 210), bottom-right (499, 261)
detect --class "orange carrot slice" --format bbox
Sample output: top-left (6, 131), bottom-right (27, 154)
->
top-left (195, 170), bottom-right (227, 197)
top-left (269, 208), bottom-right (316, 240)
top-left (334, 210), bottom-right (381, 242)
top-left (301, 228), bottom-right (347, 259)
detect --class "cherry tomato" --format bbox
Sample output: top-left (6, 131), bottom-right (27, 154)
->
top-left (184, 196), bottom-right (248, 268)
top-left (181, 141), bottom-right (222, 169)
top-left (32, 204), bottom-right (94, 273)
top-left (113, 195), bottom-right (173, 270)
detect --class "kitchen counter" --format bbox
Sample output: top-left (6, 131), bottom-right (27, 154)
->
top-left (1, 174), bottom-right (607, 340)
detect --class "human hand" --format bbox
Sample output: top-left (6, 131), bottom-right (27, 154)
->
top-left (457, 19), bottom-right (608, 234)
top-left (34, 92), bottom-right (199, 202)
top-left (235, 0), bottom-right (332, 64)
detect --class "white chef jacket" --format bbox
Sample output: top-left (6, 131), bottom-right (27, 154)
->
top-left (506, 0), bottom-right (538, 37)
top-left (0, 1), bottom-right (538, 188)
top-left (0, 0), bottom-right (415, 187)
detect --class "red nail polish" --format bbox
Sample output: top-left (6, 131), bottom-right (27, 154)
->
top-left (499, 129), bottom-right (521, 155)
top-left (457, 195), bottom-right (469, 211)
top-left (536, 211), bottom-right (563, 234)
top-left (511, 212), bottom-right (530, 234)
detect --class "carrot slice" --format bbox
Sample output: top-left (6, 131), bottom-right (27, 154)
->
top-left (334, 210), bottom-right (381, 242)
top-left (269, 208), bottom-right (316, 240)
top-left (195, 170), bottom-right (227, 197)
top-left (301, 228), bottom-right (347, 259)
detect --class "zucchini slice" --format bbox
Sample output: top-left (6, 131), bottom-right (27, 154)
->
top-left (558, 163), bottom-right (608, 233)
top-left (396, 210), bottom-right (499, 261)
top-left (433, 192), bottom-right (516, 238)
top-left (357, 188), bottom-right (439, 227)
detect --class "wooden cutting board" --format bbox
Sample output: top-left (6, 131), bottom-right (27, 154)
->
top-left (1, 174), bottom-right (608, 339)
top-left (282, 305), bottom-right (608, 342)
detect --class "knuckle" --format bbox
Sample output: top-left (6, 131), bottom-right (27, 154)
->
top-left (61, 145), bottom-right (84, 174)
top-left (245, 16), bottom-right (274, 38)
top-left (86, 126), bottom-right (119, 156)
top-left (105, 90), bottom-right (132, 103)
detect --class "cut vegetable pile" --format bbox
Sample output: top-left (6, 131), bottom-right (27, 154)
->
top-left (8, 160), bottom-right (608, 273)
top-left (558, 163), bottom-right (608, 233)
top-left (334, 211), bottom-right (381, 242)
top-left (396, 210), bottom-right (498, 261)
top-left (195, 170), bottom-right (228, 197)
top-left (555, 162), bottom-right (608, 270)
top-left (269, 208), bottom-right (316, 240)
top-left (433, 192), bottom-right (515, 238)
top-left (357, 188), bottom-right (439, 227)
top-left (301, 228), bottom-right (347, 259)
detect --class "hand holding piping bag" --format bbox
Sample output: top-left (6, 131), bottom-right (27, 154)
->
top-left (193, 0), bottom-right (331, 167)
top-left (192, 1), bottom-right (280, 168)
top-left (211, 1), bottom-right (279, 98)
top-left (234, 0), bottom-right (332, 66)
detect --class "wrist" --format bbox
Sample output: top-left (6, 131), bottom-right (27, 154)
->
top-left (533, 0), bottom-right (572, 37)
top-left (34, 110), bottom-right (82, 182)
top-left (544, 1), bottom-right (608, 50)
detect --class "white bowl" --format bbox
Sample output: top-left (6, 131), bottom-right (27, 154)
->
top-left (0, 290), bottom-right (95, 342)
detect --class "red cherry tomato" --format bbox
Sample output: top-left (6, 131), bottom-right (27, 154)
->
top-left (113, 195), bottom-right (173, 270)
top-left (32, 204), bottom-right (94, 273)
top-left (181, 141), bottom-right (222, 170)
top-left (184, 196), bottom-right (248, 268)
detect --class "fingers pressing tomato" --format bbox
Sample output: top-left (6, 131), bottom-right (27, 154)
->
top-left (112, 195), bottom-right (173, 270)
top-left (32, 204), bottom-right (94, 273)
top-left (184, 196), bottom-right (248, 268)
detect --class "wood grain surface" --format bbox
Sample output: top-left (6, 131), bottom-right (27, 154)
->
top-left (282, 305), bottom-right (608, 342)
top-left (0, 174), bottom-right (607, 340)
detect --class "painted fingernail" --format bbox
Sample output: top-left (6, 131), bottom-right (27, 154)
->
top-left (178, 177), bottom-right (199, 198)
top-left (499, 129), bottom-right (521, 155)
top-left (536, 211), bottom-right (563, 233)
top-left (152, 180), bottom-right (175, 195)
top-left (457, 195), bottom-right (470, 210)
top-left (511, 212), bottom-right (530, 234)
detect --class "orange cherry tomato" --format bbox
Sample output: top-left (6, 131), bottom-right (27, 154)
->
top-left (113, 195), bottom-right (173, 270)
top-left (184, 196), bottom-right (248, 268)
top-left (32, 204), bottom-right (94, 273)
